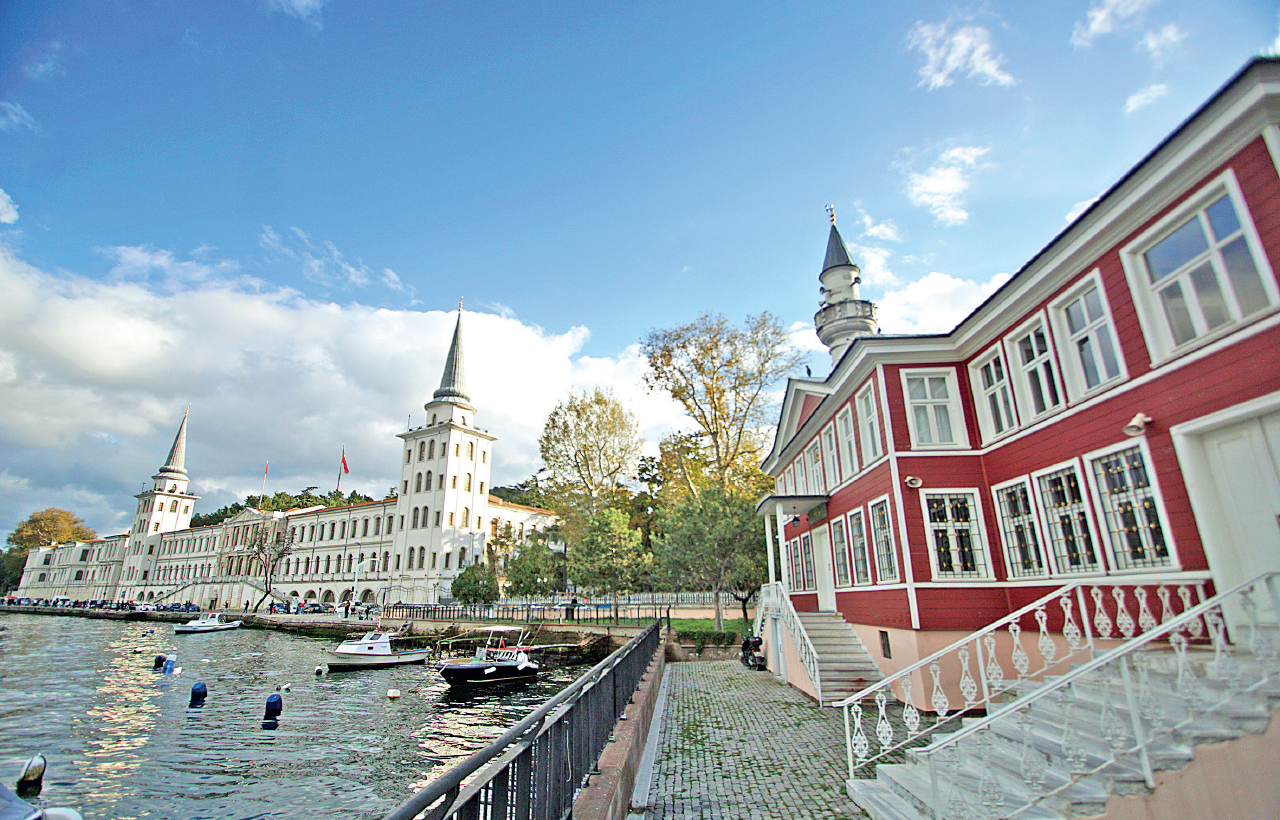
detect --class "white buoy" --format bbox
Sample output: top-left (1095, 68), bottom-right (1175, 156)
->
top-left (132, 648), bottom-right (142, 654)
top-left (314, 666), bottom-right (324, 675)
top-left (386, 688), bottom-right (401, 699)
top-left (282, 683), bottom-right (291, 692)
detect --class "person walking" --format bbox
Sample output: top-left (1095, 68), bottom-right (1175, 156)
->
top-left (567, 596), bottom-right (578, 622)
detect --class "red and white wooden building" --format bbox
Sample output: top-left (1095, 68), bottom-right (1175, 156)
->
top-left (757, 57), bottom-right (1280, 699)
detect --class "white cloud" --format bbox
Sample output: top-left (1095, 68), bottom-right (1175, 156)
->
top-left (0, 102), bottom-right (38, 133)
top-left (1125, 83), bottom-right (1169, 114)
top-left (877, 271), bottom-right (1012, 334)
top-left (859, 212), bottom-right (901, 243)
top-left (905, 146), bottom-right (990, 226)
top-left (0, 189), bottom-right (17, 224)
top-left (1269, 12), bottom-right (1280, 56)
top-left (0, 248), bottom-right (691, 534)
top-left (846, 244), bottom-right (899, 287)
top-left (260, 225), bottom-right (410, 295)
top-left (1065, 196), bottom-right (1101, 224)
top-left (1139, 23), bottom-right (1186, 60)
top-left (266, 0), bottom-right (327, 29)
top-left (908, 21), bottom-right (1015, 90)
top-left (23, 41), bottom-right (65, 81)
top-left (1072, 0), bottom-right (1160, 47)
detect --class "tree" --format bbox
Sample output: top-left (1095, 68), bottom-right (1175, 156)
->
top-left (485, 522), bottom-right (519, 581)
top-left (246, 522), bottom-right (295, 612)
top-left (538, 388), bottom-right (642, 517)
top-left (642, 312), bottom-right (804, 492)
top-left (491, 474), bottom-right (553, 509)
top-left (570, 508), bottom-right (650, 623)
top-left (453, 564), bottom-right (500, 606)
top-left (3, 508), bottom-right (97, 593)
top-left (654, 488), bottom-right (767, 630)
top-left (190, 486), bottom-right (374, 528)
top-left (504, 539), bottom-right (555, 598)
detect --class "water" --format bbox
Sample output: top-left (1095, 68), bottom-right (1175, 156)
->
top-left (0, 614), bottom-right (590, 820)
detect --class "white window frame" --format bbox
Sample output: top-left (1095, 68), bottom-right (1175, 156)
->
top-left (1030, 458), bottom-right (1105, 576)
top-left (868, 495), bottom-right (898, 584)
top-left (1049, 269), bottom-right (1128, 400)
top-left (830, 517), bottom-right (852, 588)
top-left (900, 368), bottom-right (970, 449)
top-left (806, 442), bottom-right (825, 495)
top-left (821, 426), bottom-right (840, 490)
top-left (1004, 313), bottom-right (1066, 422)
top-left (783, 465), bottom-right (796, 496)
top-left (835, 407), bottom-right (859, 481)
top-left (856, 383), bottom-right (883, 464)
top-left (990, 476), bottom-right (1051, 580)
top-left (846, 508), bottom-right (873, 586)
top-left (969, 343), bottom-right (1019, 443)
top-left (794, 456), bottom-right (809, 495)
top-left (920, 489), bottom-right (993, 581)
top-left (1083, 438), bottom-right (1179, 574)
top-left (1120, 169), bottom-right (1279, 365)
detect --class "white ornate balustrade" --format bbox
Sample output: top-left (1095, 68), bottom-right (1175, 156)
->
top-left (757, 581), bottom-right (826, 701)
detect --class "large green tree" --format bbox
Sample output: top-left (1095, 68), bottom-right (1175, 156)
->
top-left (3, 508), bottom-right (98, 593)
top-left (452, 563), bottom-right (501, 606)
top-left (570, 508), bottom-right (650, 623)
top-left (504, 539), bottom-right (555, 598)
top-left (654, 488), bottom-right (767, 630)
top-left (641, 312), bottom-right (803, 493)
top-left (190, 487), bottom-right (374, 528)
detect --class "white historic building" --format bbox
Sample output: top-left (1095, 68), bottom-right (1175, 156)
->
top-left (16, 310), bottom-right (556, 609)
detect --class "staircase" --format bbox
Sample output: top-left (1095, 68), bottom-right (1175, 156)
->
top-left (796, 611), bottom-right (883, 704)
top-left (840, 573), bottom-right (1280, 820)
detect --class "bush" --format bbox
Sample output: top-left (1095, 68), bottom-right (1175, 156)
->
top-left (675, 630), bottom-right (737, 654)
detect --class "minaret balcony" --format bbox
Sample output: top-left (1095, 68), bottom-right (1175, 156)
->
top-left (814, 299), bottom-right (878, 343)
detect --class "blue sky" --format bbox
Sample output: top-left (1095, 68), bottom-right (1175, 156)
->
top-left (0, 0), bottom-right (1276, 537)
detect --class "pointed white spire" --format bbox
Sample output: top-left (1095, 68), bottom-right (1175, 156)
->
top-left (156, 408), bottom-right (189, 480)
top-left (432, 305), bottom-right (470, 404)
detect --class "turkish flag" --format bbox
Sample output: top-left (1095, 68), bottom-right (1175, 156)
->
top-left (341, 447), bottom-right (349, 475)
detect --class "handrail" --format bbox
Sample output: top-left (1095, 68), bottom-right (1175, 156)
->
top-left (841, 573), bottom-right (1211, 781)
top-left (914, 571), bottom-right (1280, 818)
top-left (765, 582), bottom-right (824, 701)
top-left (382, 618), bottom-right (662, 820)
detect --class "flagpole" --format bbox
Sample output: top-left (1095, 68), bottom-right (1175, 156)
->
top-left (260, 461), bottom-right (268, 507)
top-left (336, 452), bottom-right (343, 494)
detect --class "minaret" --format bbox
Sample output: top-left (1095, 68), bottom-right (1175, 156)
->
top-left (814, 207), bottom-right (878, 368)
top-left (430, 302), bottom-right (472, 411)
top-left (128, 409), bottom-right (200, 553)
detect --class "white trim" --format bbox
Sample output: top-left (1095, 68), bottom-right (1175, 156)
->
top-left (969, 341), bottom-right (1021, 445)
top-left (829, 516), bottom-right (853, 590)
top-left (856, 379), bottom-right (884, 464)
top-left (917, 488), bottom-right (995, 581)
top-left (843, 507), bottom-right (875, 587)
top-left (1119, 167), bottom-right (1280, 366)
top-left (1081, 437), bottom-right (1181, 573)
top-left (989, 475), bottom-right (1053, 580)
top-left (1047, 268), bottom-right (1130, 401)
top-left (867, 493), bottom-right (900, 585)
top-left (1029, 457), bottom-right (1108, 576)
top-left (835, 406), bottom-right (859, 483)
top-left (900, 367), bottom-right (971, 450)
top-left (1003, 311), bottom-right (1068, 424)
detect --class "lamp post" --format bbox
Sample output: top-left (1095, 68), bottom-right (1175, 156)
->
top-left (351, 548), bottom-right (376, 607)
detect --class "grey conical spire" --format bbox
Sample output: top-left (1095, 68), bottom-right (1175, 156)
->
top-left (156, 408), bottom-right (189, 479)
top-left (821, 223), bottom-right (855, 273)
top-left (432, 307), bottom-right (470, 404)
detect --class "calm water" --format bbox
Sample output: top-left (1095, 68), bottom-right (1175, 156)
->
top-left (0, 613), bottom-right (589, 820)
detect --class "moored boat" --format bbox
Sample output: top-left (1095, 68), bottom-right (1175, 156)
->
top-left (324, 630), bottom-right (432, 670)
top-left (436, 627), bottom-right (540, 685)
top-left (173, 612), bottom-right (241, 634)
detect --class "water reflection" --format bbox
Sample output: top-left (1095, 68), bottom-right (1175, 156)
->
top-left (0, 614), bottom-right (589, 820)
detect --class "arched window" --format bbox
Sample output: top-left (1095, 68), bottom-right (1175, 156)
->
top-left (451, 475), bottom-right (457, 489)
top-left (362, 518), bottom-right (369, 536)
top-left (358, 552), bottom-right (365, 566)
top-left (382, 551), bottom-right (390, 571)
top-left (412, 508), bottom-right (420, 528)
top-left (305, 557), bottom-right (311, 574)
top-left (38, 573), bottom-right (45, 582)
top-left (418, 546), bottom-right (425, 569)
top-left (467, 441), bottom-right (474, 459)
top-left (419, 441), bottom-right (426, 460)
top-left (325, 555), bottom-right (331, 573)
top-left (329, 522), bottom-right (336, 540)
top-left (462, 507), bottom-right (470, 529)
top-left (347, 555), bottom-right (353, 572)
top-left (454, 444), bottom-right (460, 457)
top-left (415, 473), bottom-right (422, 492)
top-left (340, 521), bottom-right (347, 539)
top-left (428, 440), bottom-right (435, 459)
top-left (465, 473), bottom-right (472, 491)
top-left (373, 517), bottom-right (381, 535)
top-left (425, 471), bottom-right (432, 489)
top-left (169, 500), bottom-right (178, 512)
top-left (491, 519), bottom-right (499, 536)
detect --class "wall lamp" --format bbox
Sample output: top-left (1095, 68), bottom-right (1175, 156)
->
top-left (904, 476), bottom-right (923, 489)
top-left (1121, 413), bottom-right (1152, 437)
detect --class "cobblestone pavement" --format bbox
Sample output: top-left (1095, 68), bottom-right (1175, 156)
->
top-left (639, 661), bottom-right (867, 820)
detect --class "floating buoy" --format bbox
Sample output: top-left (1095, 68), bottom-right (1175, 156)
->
top-left (153, 654), bottom-right (166, 669)
top-left (282, 683), bottom-right (291, 692)
top-left (162, 654), bottom-right (177, 675)
top-left (314, 666), bottom-right (323, 676)
top-left (16, 753), bottom-right (45, 798)
top-left (132, 648), bottom-right (142, 654)
top-left (264, 693), bottom-right (283, 719)
top-left (189, 682), bottom-right (207, 708)
top-left (386, 689), bottom-right (400, 699)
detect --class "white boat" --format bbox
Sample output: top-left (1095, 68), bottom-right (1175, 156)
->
top-left (324, 630), bottom-right (432, 670)
top-left (173, 612), bottom-right (241, 634)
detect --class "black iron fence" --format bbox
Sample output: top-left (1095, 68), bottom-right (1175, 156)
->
top-left (384, 602), bottom-right (670, 625)
top-left (382, 618), bottom-right (663, 820)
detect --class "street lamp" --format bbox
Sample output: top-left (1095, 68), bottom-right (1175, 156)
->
top-left (351, 548), bottom-right (376, 607)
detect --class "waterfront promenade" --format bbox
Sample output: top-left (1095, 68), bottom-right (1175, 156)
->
top-left (634, 661), bottom-right (867, 820)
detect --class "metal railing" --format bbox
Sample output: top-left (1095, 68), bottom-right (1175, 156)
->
top-left (382, 619), bottom-right (664, 820)
top-left (840, 574), bottom-right (1210, 782)
top-left (908, 572), bottom-right (1280, 818)
top-left (756, 582), bottom-right (824, 701)
top-left (385, 602), bottom-right (670, 624)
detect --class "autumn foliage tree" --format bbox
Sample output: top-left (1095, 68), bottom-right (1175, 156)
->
top-left (3, 508), bottom-right (99, 593)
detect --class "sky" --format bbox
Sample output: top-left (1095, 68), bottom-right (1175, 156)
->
top-left (1, 0), bottom-right (1276, 539)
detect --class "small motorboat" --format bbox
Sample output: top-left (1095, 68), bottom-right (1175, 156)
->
top-left (173, 612), bottom-right (241, 634)
top-left (324, 630), bottom-right (432, 670)
top-left (437, 627), bottom-right (539, 686)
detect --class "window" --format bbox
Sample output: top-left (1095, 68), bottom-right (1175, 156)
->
top-left (454, 444), bottom-right (460, 457)
top-left (451, 475), bottom-right (457, 489)
top-left (1009, 321), bottom-right (1062, 419)
top-left (412, 508), bottom-right (419, 528)
top-left (869, 499), bottom-right (897, 582)
top-left (462, 507), bottom-right (470, 529)
top-left (428, 440), bottom-right (435, 459)
top-left (1123, 175), bottom-right (1276, 359)
top-left (395, 554), bottom-right (401, 570)
top-left (362, 518), bottom-right (369, 537)
top-left (848, 510), bottom-right (871, 585)
top-left (902, 370), bottom-right (967, 447)
top-left (1088, 444), bottom-right (1173, 571)
top-left (407, 449), bottom-right (413, 464)
top-left (467, 442), bottom-right (474, 459)
top-left (434, 511), bottom-right (441, 527)
top-left (972, 347), bottom-right (1018, 441)
top-left (857, 385), bottom-right (882, 462)
top-left (923, 492), bottom-right (989, 579)
top-left (793, 458), bottom-right (809, 495)
top-left (444, 552), bottom-right (451, 569)
top-left (831, 519), bottom-right (851, 587)
top-left (418, 546), bottom-right (425, 569)
top-left (374, 517), bottom-right (381, 535)
top-left (1034, 463), bottom-right (1100, 574)
top-left (836, 409), bottom-right (858, 480)
top-left (448, 512), bottom-right (454, 526)
top-left (806, 444), bottom-right (824, 494)
top-left (386, 516), bottom-right (394, 533)
top-left (1053, 274), bottom-right (1124, 395)
top-left (821, 427), bottom-right (839, 490)
top-left (415, 473), bottom-right (422, 492)
top-left (994, 481), bottom-right (1047, 578)
top-left (419, 441), bottom-right (426, 460)
top-left (800, 533), bottom-right (816, 590)
top-left (169, 500), bottom-right (178, 512)
top-left (479, 482), bottom-right (484, 495)
top-left (465, 473), bottom-right (472, 492)
top-left (438, 474), bottom-right (445, 490)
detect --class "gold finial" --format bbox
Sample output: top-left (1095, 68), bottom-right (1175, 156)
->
top-left (826, 205), bottom-right (837, 225)
top-left (458, 297), bottom-right (463, 312)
